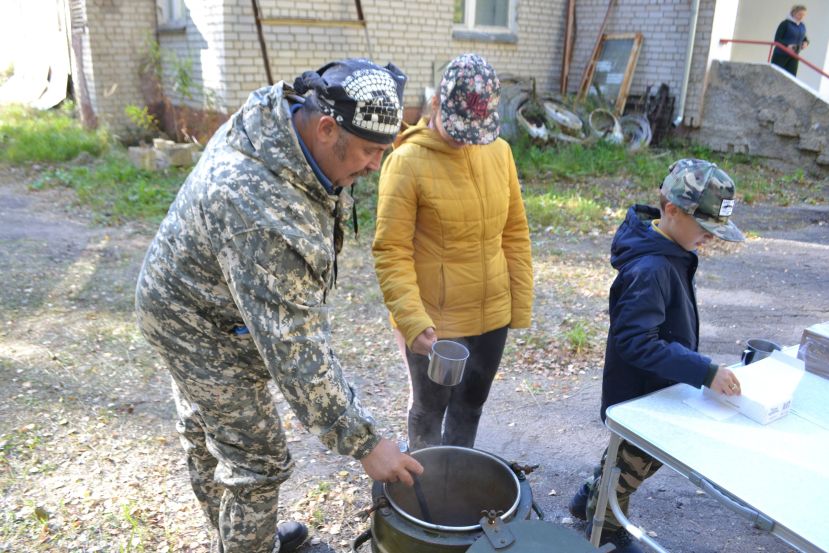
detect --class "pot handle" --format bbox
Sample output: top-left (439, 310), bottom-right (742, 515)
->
top-left (531, 500), bottom-right (546, 521)
top-left (351, 528), bottom-right (372, 551)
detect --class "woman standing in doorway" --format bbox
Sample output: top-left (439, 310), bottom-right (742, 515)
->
top-left (372, 54), bottom-right (533, 451)
top-left (771, 5), bottom-right (810, 76)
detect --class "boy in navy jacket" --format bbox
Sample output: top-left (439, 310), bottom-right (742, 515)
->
top-left (569, 159), bottom-right (745, 552)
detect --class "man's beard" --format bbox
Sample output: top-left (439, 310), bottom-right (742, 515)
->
top-left (334, 132), bottom-right (370, 182)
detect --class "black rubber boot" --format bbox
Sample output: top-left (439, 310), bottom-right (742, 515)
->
top-left (568, 481), bottom-right (590, 521)
top-left (599, 528), bottom-right (644, 553)
top-left (277, 520), bottom-right (309, 552)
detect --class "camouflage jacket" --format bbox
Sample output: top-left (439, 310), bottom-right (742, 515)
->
top-left (137, 83), bottom-right (379, 459)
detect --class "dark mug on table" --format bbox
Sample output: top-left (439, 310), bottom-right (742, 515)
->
top-left (741, 338), bottom-right (782, 365)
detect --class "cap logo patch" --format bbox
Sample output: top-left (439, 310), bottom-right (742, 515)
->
top-left (466, 92), bottom-right (489, 118)
top-left (719, 199), bottom-right (735, 217)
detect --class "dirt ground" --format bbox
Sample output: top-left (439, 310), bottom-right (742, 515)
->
top-left (1, 163), bottom-right (828, 552)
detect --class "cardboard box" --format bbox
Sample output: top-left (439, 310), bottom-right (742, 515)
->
top-left (705, 351), bottom-right (805, 424)
top-left (798, 322), bottom-right (829, 379)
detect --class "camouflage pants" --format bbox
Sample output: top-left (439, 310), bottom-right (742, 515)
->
top-left (585, 440), bottom-right (662, 536)
top-left (137, 303), bottom-right (293, 553)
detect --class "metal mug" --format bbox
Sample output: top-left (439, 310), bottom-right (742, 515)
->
top-left (427, 340), bottom-right (469, 386)
top-left (741, 338), bottom-right (782, 365)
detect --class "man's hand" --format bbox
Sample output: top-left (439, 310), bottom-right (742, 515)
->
top-left (360, 438), bottom-right (424, 487)
top-left (710, 366), bottom-right (741, 396)
top-left (411, 327), bottom-right (437, 356)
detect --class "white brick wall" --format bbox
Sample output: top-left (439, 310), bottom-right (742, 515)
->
top-left (82, 0), bottom-right (157, 132)
top-left (80, 0), bottom-right (716, 131)
top-left (567, 0), bottom-right (716, 126)
top-left (158, 0), bottom-right (228, 110)
top-left (180, 0), bottom-right (565, 116)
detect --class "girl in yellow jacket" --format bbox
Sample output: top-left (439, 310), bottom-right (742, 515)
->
top-left (372, 54), bottom-right (533, 450)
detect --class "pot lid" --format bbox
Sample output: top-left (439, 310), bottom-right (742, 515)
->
top-left (466, 519), bottom-right (605, 553)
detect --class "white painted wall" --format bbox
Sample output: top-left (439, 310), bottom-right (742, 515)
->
top-left (707, 0), bottom-right (739, 64)
top-left (0, 0), bottom-right (71, 105)
top-left (728, 0), bottom-right (828, 94)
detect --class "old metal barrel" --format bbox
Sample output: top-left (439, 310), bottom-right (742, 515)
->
top-left (356, 446), bottom-right (535, 553)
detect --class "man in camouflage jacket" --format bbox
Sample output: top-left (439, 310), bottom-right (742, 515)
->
top-left (135, 59), bottom-right (422, 553)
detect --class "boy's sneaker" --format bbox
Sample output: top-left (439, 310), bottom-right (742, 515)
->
top-left (277, 520), bottom-right (309, 552)
top-left (568, 482), bottom-right (590, 520)
top-left (599, 528), bottom-right (644, 553)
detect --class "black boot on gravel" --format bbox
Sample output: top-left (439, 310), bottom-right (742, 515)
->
top-left (599, 528), bottom-right (644, 553)
top-left (277, 520), bottom-right (309, 552)
top-left (568, 481), bottom-right (590, 520)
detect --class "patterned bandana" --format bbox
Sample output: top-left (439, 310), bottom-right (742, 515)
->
top-left (660, 158), bottom-right (745, 242)
top-left (293, 59), bottom-right (407, 144)
top-left (439, 53), bottom-right (501, 145)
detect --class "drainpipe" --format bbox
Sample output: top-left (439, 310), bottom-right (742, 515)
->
top-left (674, 0), bottom-right (701, 126)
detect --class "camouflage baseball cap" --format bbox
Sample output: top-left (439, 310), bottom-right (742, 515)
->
top-left (660, 159), bottom-right (745, 242)
top-left (439, 53), bottom-right (500, 145)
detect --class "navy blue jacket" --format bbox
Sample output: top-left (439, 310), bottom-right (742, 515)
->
top-left (600, 205), bottom-right (713, 420)
top-left (774, 18), bottom-right (808, 53)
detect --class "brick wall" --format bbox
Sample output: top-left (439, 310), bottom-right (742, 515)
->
top-left (82, 0), bottom-right (157, 133)
top-left (166, 0), bottom-right (565, 118)
top-left (567, 0), bottom-right (716, 126)
top-left (158, 0), bottom-right (228, 109)
top-left (79, 0), bottom-right (719, 133)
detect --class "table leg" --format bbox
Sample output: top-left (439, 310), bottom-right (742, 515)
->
top-left (590, 433), bottom-right (622, 547)
top-left (605, 467), bottom-right (670, 553)
top-left (590, 433), bottom-right (670, 553)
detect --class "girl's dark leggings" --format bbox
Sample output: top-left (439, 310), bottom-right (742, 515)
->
top-left (404, 325), bottom-right (508, 450)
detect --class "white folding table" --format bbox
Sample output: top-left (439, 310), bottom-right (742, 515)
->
top-left (589, 350), bottom-right (829, 552)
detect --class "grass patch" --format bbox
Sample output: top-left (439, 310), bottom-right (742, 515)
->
top-left (0, 103), bottom-right (109, 163)
top-left (0, 425), bottom-right (43, 470)
top-left (31, 151), bottom-right (188, 224)
top-left (513, 136), bottom-right (824, 234)
top-left (560, 318), bottom-right (600, 354)
top-left (352, 171), bottom-right (380, 234)
top-left (512, 138), bottom-right (668, 185)
top-left (524, 190), bottom-right (618, 233)
top-left (3, 103), bottom-right (822, 231)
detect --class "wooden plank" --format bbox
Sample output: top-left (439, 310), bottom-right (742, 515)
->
top-left (250, 0), bottom-right (274, 85)
top-left (615, 32), bottom-right (643, 114)
top-left (577, 0), bottom-right (615, 101)
top-left (259, 17), bottom-right (366, 29)
top-left (560, 0), bottom-right (576, 95)
top-left (580, 32), bottom-right (643, 114)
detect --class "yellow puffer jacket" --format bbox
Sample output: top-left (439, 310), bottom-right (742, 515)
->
top-left (372, 119), bottom-right (533, 347)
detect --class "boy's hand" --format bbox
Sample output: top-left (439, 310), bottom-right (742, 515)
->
top-left (710, 366), bottom-right (741, 396)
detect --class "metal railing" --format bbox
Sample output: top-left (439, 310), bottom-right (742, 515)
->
top-left (719, 39), bottom-right (829, 80)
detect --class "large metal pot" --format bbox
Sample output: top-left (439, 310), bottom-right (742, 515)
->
top-left (353, 446), bottom-right (538, 553)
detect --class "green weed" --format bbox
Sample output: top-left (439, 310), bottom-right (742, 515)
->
top-left (523, 190), bottom-right (609, 233)
top-left (313, 481), bottom-right (332, 496)
top-left (311, 508), bottom-right (325, 527)
top-left (0, 103), bottom-right (109, 163)
top-left (124, 104), bottom-right (160, 145)
top-left (352, 172), bottom-right (380, 233)
top-left (31, 151), bottom-right (188, 223)
top-left (512, 137), bottom-right (666, 185)
top-left (120, 501), bottom-right (146, 553)
top-left (563, 321), bottom-right (591, 354)
top-left (0, 501), bottom-right (40, 542)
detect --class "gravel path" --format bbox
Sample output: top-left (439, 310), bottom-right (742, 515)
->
top-left (1, 166), bottom-right (827, 552)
